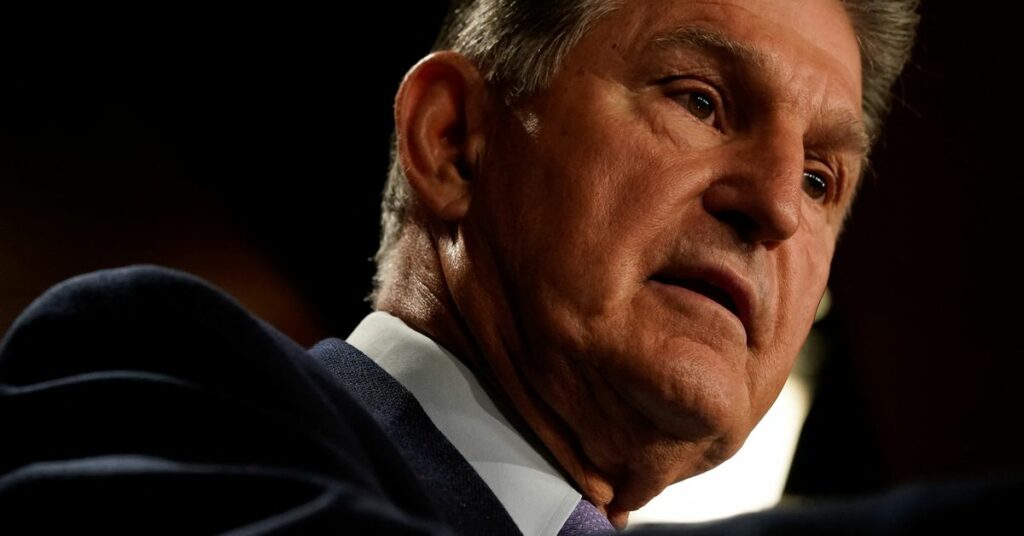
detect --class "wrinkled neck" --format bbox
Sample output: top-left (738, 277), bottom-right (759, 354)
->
top-left (374, 223), bottom-right (627, 528)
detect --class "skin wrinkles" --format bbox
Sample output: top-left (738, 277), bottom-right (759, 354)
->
top-left (381, 0), bottom-right (865, 529)
top-left (501, 0), bottom-right (860, 520)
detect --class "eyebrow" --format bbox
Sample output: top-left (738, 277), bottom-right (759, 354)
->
top-left (649, 26), bottom-right (772, 70)
top-left (807, 109), bottom-right (871, 159)
top-left (647, 25), bottom-right (871, 158)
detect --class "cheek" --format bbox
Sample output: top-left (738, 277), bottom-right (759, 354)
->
top-left (784, 207), bottom-right (835, 316)
top-left (757, 235), bottom-right (832, 407)
top-left (757, 226), bottom-right (833, 369)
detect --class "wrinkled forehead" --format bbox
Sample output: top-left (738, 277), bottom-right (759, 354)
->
top-left (578, 0), bottom-right (863, 110)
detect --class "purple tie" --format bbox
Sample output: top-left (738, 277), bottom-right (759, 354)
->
top-left (558, 498), bottom-right (616, 535)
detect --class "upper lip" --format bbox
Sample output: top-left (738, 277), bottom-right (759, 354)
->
top-left (650, 262), bottom-right (756, 339)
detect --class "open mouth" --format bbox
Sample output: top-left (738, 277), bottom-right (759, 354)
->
top-left (650, 276), bottom-right (740, 318)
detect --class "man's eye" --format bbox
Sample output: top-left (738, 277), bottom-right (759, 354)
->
top-left (676, 91), bottom-right (716, 124)
top-left (802, 171), bottom-right (829, 201)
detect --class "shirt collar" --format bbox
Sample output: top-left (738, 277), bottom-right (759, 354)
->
top-left (346, 311), bottom-right (581, 536)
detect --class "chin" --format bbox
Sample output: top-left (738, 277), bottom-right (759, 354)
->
top-left (607, 329), bottom-right (753, 438)
top-left (591, 428), bottom-right (739, 516)
top-left (568, 360), bottom-right (753, 504)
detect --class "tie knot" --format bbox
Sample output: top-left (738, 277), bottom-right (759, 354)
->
top-left (558, 498), bottom-right (615, 535)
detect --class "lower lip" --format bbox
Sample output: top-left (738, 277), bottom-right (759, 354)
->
top-left (648, 280), bottom-right (748, 343)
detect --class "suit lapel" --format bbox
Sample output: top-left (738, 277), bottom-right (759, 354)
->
top-left (309, 337), bottom-right (522, 536)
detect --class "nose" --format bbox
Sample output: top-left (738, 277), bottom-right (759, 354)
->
top-left (702, 128), bottom-right (805, 247)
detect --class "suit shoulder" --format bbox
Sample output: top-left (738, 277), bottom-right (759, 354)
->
top-left (0, 264), bottom-right (305, 389)
top-left (0, 265), bottom-right (456, 534)
top-left (4, 264), bottom-right (245, 336)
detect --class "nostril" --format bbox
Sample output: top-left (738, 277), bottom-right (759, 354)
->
top-left (712, 208), bottom-right (760, 239)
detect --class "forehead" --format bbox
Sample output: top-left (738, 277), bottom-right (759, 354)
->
top-left (600, 0), bottom-right (861, 82)
top-left (568, 0), bottom-right (864, 128)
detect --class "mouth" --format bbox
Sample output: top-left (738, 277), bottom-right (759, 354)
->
top-left (650, 276), bottom-right (739, 318)
top-left (648, 266), bottom-right (754, 341)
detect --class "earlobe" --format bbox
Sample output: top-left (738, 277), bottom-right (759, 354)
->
top-left (394, 51), bottom-right (489, 223)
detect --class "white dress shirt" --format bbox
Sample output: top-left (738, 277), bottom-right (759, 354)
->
top-left (347, 311), bottom-right (581, 536)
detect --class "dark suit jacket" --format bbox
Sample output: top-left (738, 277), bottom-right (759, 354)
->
top-left (0, 264), bottom-right (521, 535)
top-left (2, 264), bottom-right (1019, 535)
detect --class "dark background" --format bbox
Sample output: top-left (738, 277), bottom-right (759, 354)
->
top-left (2, 3), bottom-right (1021, 498)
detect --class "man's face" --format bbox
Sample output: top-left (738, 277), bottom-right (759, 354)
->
top-left (461, 0), bottom-right (864, 510)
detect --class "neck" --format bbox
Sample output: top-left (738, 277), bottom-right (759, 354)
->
top-left (375, 224), bottom-right (630, 529)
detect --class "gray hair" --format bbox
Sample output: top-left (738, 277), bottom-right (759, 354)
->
top-left (371, 0), bottom-right (920, 303)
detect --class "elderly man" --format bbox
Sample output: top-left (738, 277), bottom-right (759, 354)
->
top-left (1, 0), bottom-right (921, 534)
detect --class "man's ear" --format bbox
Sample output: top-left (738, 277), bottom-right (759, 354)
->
top-left (394, 51), bottom-right (489, 222)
